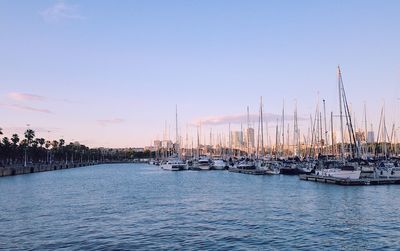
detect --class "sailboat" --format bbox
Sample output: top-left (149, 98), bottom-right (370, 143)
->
top-left (315, 66), bottom-right (361, 179)
top-left (161, 105), bottom-right (187, 171)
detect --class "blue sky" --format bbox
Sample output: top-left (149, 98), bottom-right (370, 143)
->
top-left (1, 0), bottom-right (400, 147)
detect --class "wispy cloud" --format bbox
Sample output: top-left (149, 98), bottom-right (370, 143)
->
top-left (8, 92), bottom-right (46, 102)
top-left (0, 103), bottom-right (52, 114)
top-left (192, 113), bottom-right (306, 126)
top-left (40, 0), bottom-right (85, 22)
top-left (7, 92), bottom-right (80, 104)
top-left (97, 118), bottom-right (125, 126)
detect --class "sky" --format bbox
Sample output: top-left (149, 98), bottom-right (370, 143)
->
top-left (1, 0), bottom-right (400, 147)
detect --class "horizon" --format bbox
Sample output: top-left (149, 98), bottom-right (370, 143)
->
top-left (1, 0), bottom-right (400, 148)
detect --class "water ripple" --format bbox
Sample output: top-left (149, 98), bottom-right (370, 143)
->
top-left (1, 164), bottom-right (400, 250)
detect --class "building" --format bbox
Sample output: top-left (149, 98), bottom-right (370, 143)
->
top-left (162, 140), bottom-right (173, 149)
top-left (245, 128), bottom-right (255, 148)
top-left (153, 140), bottom-right (162, 149)
top-left (367, 131), bottom-right (375, 143)
top-left (231, 131), bottom-right (243, 149)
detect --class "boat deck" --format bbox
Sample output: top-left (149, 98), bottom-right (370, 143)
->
top-left (299, 174), bottom-right (400, 186)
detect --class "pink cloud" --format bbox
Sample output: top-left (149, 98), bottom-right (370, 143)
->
top-left (8, 92), bottom-right (46, 101)
top-left (97, 118), bottom-right (125, 126)
top-left (0, 103), bottom-right (52, 114)
top-left (192, 113), bottom-right (307, 126)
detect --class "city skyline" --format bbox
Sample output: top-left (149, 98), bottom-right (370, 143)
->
top-left (1, 0), bottom-right (400, 147)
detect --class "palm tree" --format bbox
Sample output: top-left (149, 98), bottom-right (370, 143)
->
top-left (45, 140), bottom-right (52, 163)
top-left (1, 137), bottom-right (11, 164)
top-left (37, 138), bottom-right (45, 148)
top-left (59, 139), bottom-right (65, 147)
top-left (23, 129), bottom-right (35, 166)
top-left (51, 140), bottom-right (59, 149)
top-left (24, 129), bottom-right (35, 146)
top-left (11, 134), bottom-right (19, 146)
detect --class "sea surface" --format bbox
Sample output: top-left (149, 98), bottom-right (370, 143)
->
top-left (1, 163), bottom-right (400, 250)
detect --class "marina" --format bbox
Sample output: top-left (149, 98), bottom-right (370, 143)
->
top-left (2, 1), bottom-right (400, 249)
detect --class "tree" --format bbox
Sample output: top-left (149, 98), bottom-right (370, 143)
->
top-left (37, 138), bottom-right (45, 148)
top-left (24, 129), bottom-right (35, 146)
top-left (59, 139), bottom-right (65, 147)
top-left (11, 134), bottom-right (19, 146)
top-left (51, 140), bottom-right (59, 149)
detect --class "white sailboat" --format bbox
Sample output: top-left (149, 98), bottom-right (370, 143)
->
top-left (315, 67), bottom-right (361, 179)
top-left (161, 105), bottom-right (187, 171)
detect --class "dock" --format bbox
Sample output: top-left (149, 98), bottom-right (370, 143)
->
top-left (299, 174), bottom-right (400, 186)
top-left (229, 168), bottom-right (271, 175)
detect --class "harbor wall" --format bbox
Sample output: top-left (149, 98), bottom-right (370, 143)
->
top-left (0, 161), bottom-right (137, 177)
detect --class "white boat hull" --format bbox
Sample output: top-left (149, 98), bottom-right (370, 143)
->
top-left (161, 163), bottom-right (186, 171)
top-left (316, 169), bottom-right (361, 179)
top-left (198, 164), bottom-right (210, 170)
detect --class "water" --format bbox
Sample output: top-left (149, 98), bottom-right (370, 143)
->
top-left (1, 164), bottom-right (400, 250)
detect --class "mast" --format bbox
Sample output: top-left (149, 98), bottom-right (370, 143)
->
top-left (275, 119), bottom-right (279, 160)
top-left (282, 99), bottom-right (285, 156)
top-left (331, 111), bottom-right (335, 156)
top-left (228, 123), bottom-right (231, 157)
top-left (338, 66), bottom-right (345, 161)
top-left (364, 102), bottom-right (368, 157)
top-left (323, 99), bottom-right (328, 154)
top-left (175, 104), bottom-right (180, 158)
top-left (339, 67), bottom-right (359, 158)
top-left (247, 106), bottom-right (250, 156)
top-left (260, 97), bottom-right (264, 157)
top-left (293, 100), bottom-right (298, 156)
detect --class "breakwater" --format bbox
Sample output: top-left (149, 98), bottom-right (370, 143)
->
top-left (0, 160), bottom-right (138, 177)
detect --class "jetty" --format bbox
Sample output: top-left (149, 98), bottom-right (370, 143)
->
top-left (229, 168), bottom-right (271, 175)
top-left (0, 160), bottom-right (137, 178)
top-left (299, 174), bottom-right (400, 186)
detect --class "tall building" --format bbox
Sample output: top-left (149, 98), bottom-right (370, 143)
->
top-left (367, 131), bottom-right (375, 143)
top-left (245, 128), bottom-right (255, 148)
top-left (162, 140), bottom-right (173, 149)
top-left (153, 140), bottom-right (162, 149)
top-left (231, 131), bottom-right (243, 149)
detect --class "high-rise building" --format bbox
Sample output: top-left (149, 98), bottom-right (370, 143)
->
top-left (153, 140), bottom-right (162, 149)
top-left (231, 131), bottom-right (243, 149)
top-left (162, 140), bottom-right (173, 149)
top-left (367, 131), bottom-right (375, 143)
top-left (245, 128), bottom-right (255, 148)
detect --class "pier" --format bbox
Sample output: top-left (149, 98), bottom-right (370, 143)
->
top-left (299, 174), bottom-right (400, 186)
top-left (0, 161), bottom-right (138, 178)
top-left (229, 168), bottom-right (272, 175)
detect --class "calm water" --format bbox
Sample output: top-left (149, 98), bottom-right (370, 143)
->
top-left (1, 164), bottom-right (400, 250)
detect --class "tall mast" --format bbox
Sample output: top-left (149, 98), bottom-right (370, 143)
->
top-left (175, 105), bottom-right (178, 144)
top-left (260, 96), bottom-right (264, 157)
top-left (228, 123), bottom-right (231, 156)
top-left (282, 99), bottom-right (285, 156)
top-left (196, 126), bottom-right (200, 158)
top-left (323, 99), bottom-right (328, 153)
top-left (275, 120), bottom-right (279, 160)
top-left (331, 111), bottom-right (335, 155)
top-left (247, 106), bottom-right (250, 155)
top-left (338, 66), bottom-right (345, 161)
top-left (364, 102), bottom-right (368, 156)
